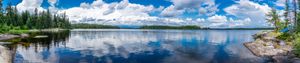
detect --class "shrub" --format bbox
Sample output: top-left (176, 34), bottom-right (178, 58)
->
top-left (277, 32), bottom-right (293, 41)
top-left (293, 34), bottom-right (300, 57)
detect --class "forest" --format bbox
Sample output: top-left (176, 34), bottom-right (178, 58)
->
top-left (0, 1), bottom-right (70, 33)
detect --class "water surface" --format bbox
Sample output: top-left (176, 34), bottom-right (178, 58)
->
top-left (12, 29), bottom-right (269, 63)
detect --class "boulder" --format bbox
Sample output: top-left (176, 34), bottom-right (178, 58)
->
top-left (34, 35), bottom-right (48, 38)
top-left (244, 31), bottom-right (292, 56)
top-left (0, 34), bottom-right (19, 41)
top-left (0, 45), bottom-right (11, 63)
top-left (19, 34), bottom-right (29, 38)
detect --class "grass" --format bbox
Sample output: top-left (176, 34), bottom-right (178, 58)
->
top-left (0, 24), bottom-right (29, 34)
top-left (7, 30), bottom-right (29, 34)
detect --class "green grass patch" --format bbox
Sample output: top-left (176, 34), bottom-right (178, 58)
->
top-left (8, 30), bottom-right (29, 34)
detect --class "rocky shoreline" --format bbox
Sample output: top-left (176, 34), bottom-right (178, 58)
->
top-left (0, 28), bottom-right (68, 63)
top-left (0, 34), bottom-right (29, 41)
top-left (244, 31), bottom-right (300, 63)
top-left (0, 45), bottom-right (11, 63)
top-left (0, 34), bottom-right (29, 63)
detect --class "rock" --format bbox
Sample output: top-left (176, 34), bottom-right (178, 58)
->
top-left (0, 42), bottom-right (12, 45)
top-left (272, 55), bottom-right (289, 63)
top-left (40, 28), bottom-right (67, 32)
top-left (0, 45), bottom-right (11, 63)
top-left (291, 58), bottom-right (300, 63)
top-left (244, 31), bottom-right (293, 57)
top-left (34, 35), bottom-right (48, 38)
top-left (19, 34), bottom-right (29, 38)
top-left (0, 34), bottom-right (19, 41)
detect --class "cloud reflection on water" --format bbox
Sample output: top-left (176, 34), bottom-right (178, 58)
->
top-left (15, 29), bottom-right (267, 63)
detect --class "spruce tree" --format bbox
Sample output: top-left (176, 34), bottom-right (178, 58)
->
top-left (285, 0), bottom-right (290, 28)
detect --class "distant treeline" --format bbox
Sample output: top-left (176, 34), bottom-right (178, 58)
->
top-left (140, 25), bottom-right (201, 29)
top-left (0, 1), bottom-right (71, 33)
top-left (71, 23), bottom-right (120, 29)
top-left (71, 24), bottom-right (275, 30)
top-left (203, 28), bottom-right (274, 30)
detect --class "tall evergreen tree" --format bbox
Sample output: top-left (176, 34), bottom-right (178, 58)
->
top-left (267, 8), bottom-right (281, 32)
top-left (285, 0), bottom-right (290, 28)
top-left (6, 3), bottom-right (14, 25)
top-left (0, 0), bottom-right (2, 15)
top-left (0, 0), bottom-right (3, 24)
top-left (293, 0), bottom-right (298, 31)
top-left (0, 1), bottom-right (71, 31)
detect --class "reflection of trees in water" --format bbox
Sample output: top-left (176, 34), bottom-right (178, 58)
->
top-left (20, 30), bottom-right (71, 51)
top-left (6, 31), bottom-right (71, 63)
top-left (8, 30), bottom-right (266, 63)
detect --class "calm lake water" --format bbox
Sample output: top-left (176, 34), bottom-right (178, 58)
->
top-left (11, 29), bottom-right (270, 63)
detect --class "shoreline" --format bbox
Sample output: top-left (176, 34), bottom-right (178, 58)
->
top-left (71, 28), bottom-right (274, 30)
top-left (244, 31), bottom-right (300, 62)
top-left (0, 28), bottom-right (68, 62)
top-left (0, 45), bottom-right (11, 63)
top-left (0, 28), bottom-right (68, 41)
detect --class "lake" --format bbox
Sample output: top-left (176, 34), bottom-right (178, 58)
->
top-left (10, 29), bottom-right (271, 63)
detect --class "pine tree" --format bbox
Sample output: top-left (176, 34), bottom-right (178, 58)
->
top-left (13, 7), bottom-right (19, 26)
top-left (32, 8), bottom-right (39, 29)
top-left (267, 8), bottom-right (281, 32)
top-left (285, 0), bottom-right (290, 28)
top-left (21, 11), bottom-right (30, 26)
top-left (0, 0), bottom-right (3, 15)
top-left (46, 9), bottom-right (53, 28)
top-left (0, 1), bottom-right (71, 30)
top-left (293, 0), bottom-right (298, 31)
top-left (0, 0), bottom-right (3, 24)
top-left (6, 3), bottom-right (13, 25)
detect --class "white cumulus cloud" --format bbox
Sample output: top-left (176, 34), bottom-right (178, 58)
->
top-left (161, 0), bottom-right (218, 17)
top-left (16, 0), bottom-right (45, 13)
top-left (224, 0), bottom-right (272, 28)
top-left (14, 0), bottom-right (276, 28)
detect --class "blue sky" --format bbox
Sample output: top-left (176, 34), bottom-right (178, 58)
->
top-left (3, 0), bottom-right (284, 28)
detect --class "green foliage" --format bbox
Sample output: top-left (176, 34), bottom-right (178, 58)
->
top-left (71, 23), bottom-right (120, 29)
top-left (0, 2), bottom-right (71, 34)
top-left (0, 24), bottom-right (28, 34)
top-left (140, 25), bottom-right (201, 29)
top-left (296, 13), bottom-right (300, 32)
top-left (293, 34), bottom-right (300, 57)
top-left (266, 8), bottom-right (283, 32)
top-left (277, 32), bottom-right (293, 41)
top-left (0, 24), bottom-right (11, 33)
top-left (8, 30), bottom-right (29, 34)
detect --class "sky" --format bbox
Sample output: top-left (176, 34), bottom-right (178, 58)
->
top-left (2, 0), bottom-right (285, 28)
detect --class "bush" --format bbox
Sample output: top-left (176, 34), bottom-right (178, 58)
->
top-left (293, 34), bottom-right (300, 57)
top-left (0, 24), bottom-right (29, 34)
top-left (0, 24), bottom-right (12, 33)
top-left (277, 32), bottom-right (293, 41)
